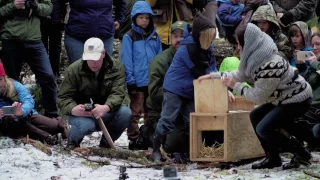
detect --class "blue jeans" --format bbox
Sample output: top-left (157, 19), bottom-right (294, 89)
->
top-left (250, 99), bottom-right (311, 153)
top-left (68, 106), bottom-right (132, 145)
top-left (156, 91), bottom-right (194, 136)
top-left (64, 33), bottom-right (114, 64)
top-left (1, 40), bottom-right (58, 117)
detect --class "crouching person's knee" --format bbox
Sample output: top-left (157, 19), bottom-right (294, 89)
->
top-left (313, 124), bottom-right (320, 139)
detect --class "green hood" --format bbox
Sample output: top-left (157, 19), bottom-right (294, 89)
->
top-left (290, 21), bottom-right (311, 48)
top-left (251, 4), bottom-right (280, 32)
top-left (219, 57), bottom-right (240, 73)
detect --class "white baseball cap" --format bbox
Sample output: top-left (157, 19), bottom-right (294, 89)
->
top-left (82, 38), bottom-right (104, 61)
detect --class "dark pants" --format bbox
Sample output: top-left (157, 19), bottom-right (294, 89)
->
top-left (127, 89), bottom-right (148, 141)
top-left (40, 18), bottom-right (63, 77)
top-left (156, 91), bottom-right (194, 136)
top-left (1, 40), bottom-right (58, 117)
top-left (68, 106), bottom-right (131, 146)
top-left (250, 99), bottom-right (311, 154)
top-left (288, 105), bottom-right (320, 147)
top-left (147, 112), bottom-right (189, 153)
top-left (0, 114), bottom-right (65, 139)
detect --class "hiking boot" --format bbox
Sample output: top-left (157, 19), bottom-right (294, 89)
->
top-left (57, 117), bottom-right (69, 140)
top-left (43, 135), bottom-right (58, 145)
top-left (128, 139), bottom-right (139, 150)
top-left (283, 154), bottom-right (311, 170)
top-left (150, 135), bottom-right (165, 163)
top-left (65, 140), bottom-right (79, 151)
top-left (252, 153), bottom-right (282, 169)
top-left (99, 137), bottom-right (111, 148)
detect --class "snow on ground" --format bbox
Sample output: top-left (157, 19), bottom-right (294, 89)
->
top-left (0, 131), bottom-right (320, 180)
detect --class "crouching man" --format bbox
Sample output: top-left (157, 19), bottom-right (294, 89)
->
top-left (58, 38), bottom-right (132, 149)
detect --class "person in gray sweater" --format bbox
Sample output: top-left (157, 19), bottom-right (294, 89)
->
top-left (198, 23), bottom-right (313, 169)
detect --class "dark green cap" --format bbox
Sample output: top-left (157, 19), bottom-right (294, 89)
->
top-left (171, 21), bottom-right (188, 33)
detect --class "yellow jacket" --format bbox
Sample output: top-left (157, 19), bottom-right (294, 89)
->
top-left (146, 0), bottom-right (193, 45)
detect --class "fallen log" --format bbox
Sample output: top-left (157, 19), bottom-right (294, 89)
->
top-left (303, 170), bottom-right (320, 179)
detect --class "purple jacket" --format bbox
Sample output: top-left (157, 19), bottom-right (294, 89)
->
top-left (52, 0), bottom-right (126, 40)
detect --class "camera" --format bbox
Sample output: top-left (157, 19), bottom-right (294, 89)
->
top-left (25, 0), bottom-right (38, 9)
top-left (163, 166), bottom-right (180, 180)
top-left (84, 103), bottom-right (94, 111)
top-left (118, 166), bottom-right (129, 180)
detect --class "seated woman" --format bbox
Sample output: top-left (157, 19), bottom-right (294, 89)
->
top-left (0, 63), bottom-right (68, 144)
top-left (291, 32), bottom-right (320, 149)
top-left (199, 23), bottom-right (313, 169)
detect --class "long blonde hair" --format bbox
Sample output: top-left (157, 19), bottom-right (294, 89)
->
top-left (199, 28), bottom-right (216, 50)
top-left (1, 76), bottom-right (17, 99)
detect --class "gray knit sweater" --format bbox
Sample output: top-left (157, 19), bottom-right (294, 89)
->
top-left (211, 23), bottom-right (312, 105)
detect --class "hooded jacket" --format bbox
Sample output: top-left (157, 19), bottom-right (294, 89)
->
top-left (121, 1), bottom-right (162, 87)
top-left (251, 5), bottom-right (292, 60)
top-left (211, 23), bottom-right (312, 105)
top-left (271, 0), bottom-right (317, 24)
top-left (163, 16), bottom-right (217, 100)
top-left (52, 0), bottom-right (126, 41)
top-left (289, 21), bottom-right (313, 71)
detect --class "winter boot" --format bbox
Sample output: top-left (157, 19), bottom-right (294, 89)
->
top-left (282, 135), bottom-right (312, 169)
top-left (150, 135), bottom-right (165, 163)
top-left (282, 153), bottom-right (311, 170)
top-left (43, 135), bottom-right (59, 145)
top-left (99, 136), bottom-right (111, 148)
top-left (252, 152), bottom-right (282, 169)
top-left (57, 117), bottom-right (69, 140)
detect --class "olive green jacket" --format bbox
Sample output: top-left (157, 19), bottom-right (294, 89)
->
top-left (146, 46), bottom-right (176, 117)
top-left (58, 56), bottom-right (130, 116)
top-left (0, 0), bottom-right (52, 41)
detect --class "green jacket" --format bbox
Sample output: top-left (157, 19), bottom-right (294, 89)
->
top-left (251, 5), bottom-right (292, 61)
top-left (146, 46), bottom-right (176, 117)
top-left (57, 56), bottom-right (130, 116)
top-left (0, 0), bottom-right (52, 41)
top-left (307, 60), bottom-right (320, 106)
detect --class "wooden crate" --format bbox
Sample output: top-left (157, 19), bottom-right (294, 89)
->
top-left (190, 112), bottom-right (265, 162)
top-left (229, 97), bottom-right (255, 112)
top-left (194, 79), bottom-right (255, 113)
top-left (193, 79), bottom-right (228, 113)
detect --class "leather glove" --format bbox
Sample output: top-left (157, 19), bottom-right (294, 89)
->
top-left (280, 12), bottom-right (293, 26)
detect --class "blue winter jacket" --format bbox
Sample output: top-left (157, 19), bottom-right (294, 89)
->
top-left (290, 47), bottom-right (313, 67)
top-left (163, 25), bottom-right (218, 100)
top-left (216, 0), bottom-right (244, 38)
top-left (52, 0), bottom-right (126, 40)
top-left (0, 81), bottom-right (37, 118)
top-left (121, 1), bottom-right (162, 87)
top-left (217, 0), bottom-right (244, 26)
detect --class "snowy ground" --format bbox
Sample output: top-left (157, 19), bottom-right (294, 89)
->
top-left (1, 131), bottom-right (320, 180)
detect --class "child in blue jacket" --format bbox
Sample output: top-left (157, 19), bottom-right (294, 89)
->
top-left (121, 1), bottom-right (162, 149)
top-left (288, 21), bottom-right (313, 77)
top-left (150, 13), bottom-right (218, 162)
top-left (216, 0), bottom-right (244, 44)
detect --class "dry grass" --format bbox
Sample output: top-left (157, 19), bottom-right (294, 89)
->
top-left (199, 139), bottom-right (224, 159)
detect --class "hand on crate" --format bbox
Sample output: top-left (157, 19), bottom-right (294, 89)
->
top-left (222, 77), bottom-right (236, 88)
top-left (228, 90), bottom-right (235, 103)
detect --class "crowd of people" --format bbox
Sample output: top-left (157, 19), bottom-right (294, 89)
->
top-left (0, 0), bottom-right (319, 170)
